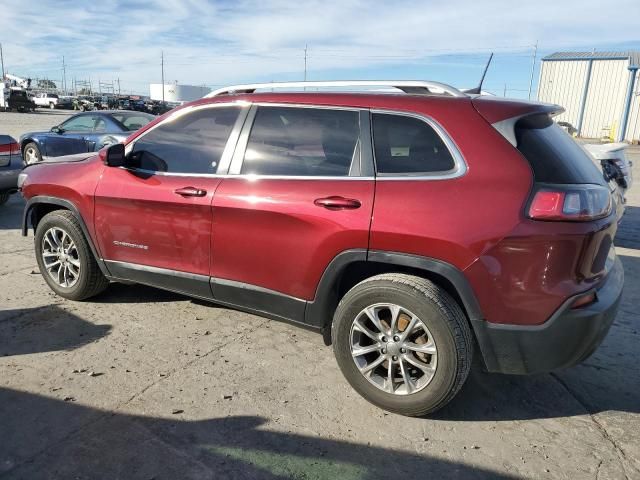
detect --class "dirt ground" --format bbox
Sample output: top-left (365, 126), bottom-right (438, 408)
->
top-left (0, 110), bottom-right (639, 479)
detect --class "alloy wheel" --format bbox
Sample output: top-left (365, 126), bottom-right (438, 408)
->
top-left (41, 227), bottom-right (81, 288)
top-left (24, 146), bottom-right (40, 165)
top-left (350, 303), bottom-right (438, 395)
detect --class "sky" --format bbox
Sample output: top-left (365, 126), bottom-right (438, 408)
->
top-left (1, 0), bottom-right (639, 99)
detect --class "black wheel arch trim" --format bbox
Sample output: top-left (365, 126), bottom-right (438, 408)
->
top-left (22, 195), bottom-right (111, 277)
top-left (366, 250), bottom-right (483, 321)
top-left (306, 249), bottom-right (484, 339)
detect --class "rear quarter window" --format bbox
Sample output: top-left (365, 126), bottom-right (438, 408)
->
top-left (515, 114), bottom-right (605, 185)
top-left (372, 113), bottom-right (456, 175)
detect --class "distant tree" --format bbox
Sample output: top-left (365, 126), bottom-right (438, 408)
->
top-left (37, 79), bottom-right (57, 89)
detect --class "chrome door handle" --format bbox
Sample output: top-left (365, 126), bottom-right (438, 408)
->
top-left (174, 186), bottom-right (207, 197)
top-left (314, 196), bottom-right (361, 210)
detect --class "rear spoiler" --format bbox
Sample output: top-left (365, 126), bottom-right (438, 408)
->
top-left (471, 97), bottom-right (564, 147)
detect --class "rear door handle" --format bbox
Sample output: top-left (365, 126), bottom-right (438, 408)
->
top-left (314, 196), bottom-right (361, 210)
top-left (175, 186), bottom-right (207, 197)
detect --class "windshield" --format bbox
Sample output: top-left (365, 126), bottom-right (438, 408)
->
top-left (110, 112), bottom-right (155, 131)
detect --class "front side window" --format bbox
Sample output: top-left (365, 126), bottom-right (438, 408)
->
top-left (241, 107), bottom-right (360, 177)
top-left (372, 113), bottom-right (455, 175)
top-left (61, 115), bottom-right (97, 132)
top-left (129, 107), bottom-right (239, 174)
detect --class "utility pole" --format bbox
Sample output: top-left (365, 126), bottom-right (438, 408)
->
top-left (117, 77), bottom-right (121, 96)
top-left (528, 41), bottom-right (538, 100)
top-left (303, 44), bottom-right (308, 82)
top-left (0, 43), bottom-right (5, 81)
top-left (161, 50), bottom-right (165, 103)
top-left (62, 56), bottom-right (67, 93)
top-left (503, 84), bottom-right (507, 97)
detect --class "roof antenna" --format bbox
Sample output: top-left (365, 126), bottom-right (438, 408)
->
top-left (465, 53), bottom-right (493, 94)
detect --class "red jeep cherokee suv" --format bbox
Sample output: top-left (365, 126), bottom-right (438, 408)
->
top-left (19, 81), bottom-right (624, 416)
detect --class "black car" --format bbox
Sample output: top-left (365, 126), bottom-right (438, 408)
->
top-left (7, 90), bottom-right (36, 112)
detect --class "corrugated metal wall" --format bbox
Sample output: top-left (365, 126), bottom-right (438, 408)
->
top-left (626, 70), bottom-right (640, 142)
top-left (538, 60), bottom-right (588, 127)
top-left (538, 59), bottom-right (640, 142)
top-left (581, 60), bottom-right (628, 138)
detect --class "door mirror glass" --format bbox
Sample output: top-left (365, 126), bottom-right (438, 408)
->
top-left (50, 126), bottom-right (63, 134)
top-left (105, 143), bottom-right (126, 167)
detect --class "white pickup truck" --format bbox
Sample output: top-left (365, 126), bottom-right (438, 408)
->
top-left (33, 92), bottom-right (59, 109)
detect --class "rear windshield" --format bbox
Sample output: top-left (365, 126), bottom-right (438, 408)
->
top-left (515, 114), bottom-right (604, 185)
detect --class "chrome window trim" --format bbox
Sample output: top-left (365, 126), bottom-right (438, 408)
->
top-left (370, 109), bottom-right (467, 181)
top-left (113, 169), bottom-right (375, 181)
top-left (118, 101), bottom-right (467, 182)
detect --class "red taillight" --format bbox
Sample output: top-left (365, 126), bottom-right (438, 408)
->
top-left (10, 143), bottom-right (21, 156)
top-left (528, 185), bottom-right (612, 221)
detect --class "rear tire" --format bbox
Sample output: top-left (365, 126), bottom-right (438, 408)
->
top-left (49, 102), bottom-right (55, 109)
top-left (332, 273), bottom-right (473, 417)
top-left (34, 210), bottom-right (109, 300)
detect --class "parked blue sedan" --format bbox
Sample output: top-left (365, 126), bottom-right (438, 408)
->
top-left (20, 111), bottom-right (155, 164)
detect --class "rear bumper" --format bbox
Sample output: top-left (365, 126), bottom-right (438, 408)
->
top-left (472, 256), bottom-right (624, 375)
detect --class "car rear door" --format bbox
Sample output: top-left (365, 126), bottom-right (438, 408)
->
top-left (210, 104), bottom-right (375, 322)
top-left (94, 104), bottom-right (248, 298)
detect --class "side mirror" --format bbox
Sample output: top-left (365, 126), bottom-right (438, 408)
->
top-left (104, 143), bottom-right (126, 167)
top-left (50, 126), bottom-right (62, 134)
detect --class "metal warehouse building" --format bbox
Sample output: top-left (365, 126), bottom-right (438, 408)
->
top-left (537, 51), bottom-right (639, 142)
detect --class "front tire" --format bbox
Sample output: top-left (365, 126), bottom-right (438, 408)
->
top-left (23, 142), bottom-right (42, 165)
top-left (35, 210), bottom-right (109, 300)
top-left (332, 273), bottom-right (473, 417)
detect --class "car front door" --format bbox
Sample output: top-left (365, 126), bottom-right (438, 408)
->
top-left (44, 114), bottom-right (97, 157)
top-left (94, 104), bottom-right (248, 298)
top-left (210, 104), bottom-right (375, 323)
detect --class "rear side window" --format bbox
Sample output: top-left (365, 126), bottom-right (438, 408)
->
top-left (112, 113), bottom-right (155, 131)
top-left (129, 107), bottom-right (239, 174)
top-left (515, 114), bottom-right (605, 185)
top-left (372, 113), bottom-right (455, 175)
top-left (241, 107), bottom-right (359, 176)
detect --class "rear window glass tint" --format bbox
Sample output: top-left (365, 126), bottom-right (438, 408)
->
top-left (515, 114), bottom-right (604, 185)
top-left (372, 113), bottom-right (455, 175)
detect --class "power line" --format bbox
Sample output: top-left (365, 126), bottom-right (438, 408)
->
top-left (528, 41), bottom-right (538, 100)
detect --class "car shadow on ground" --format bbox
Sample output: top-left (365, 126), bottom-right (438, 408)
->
top-left (433, 251), bottom-right (640, 421)
top-left (92, 282), bottom-right (186, 303)
top-left (91, 254), bottom-right (640, 422)
top-left (0, 305), bottom-right (111, 357)
top-left (0, 388), bottom-right (518, 480)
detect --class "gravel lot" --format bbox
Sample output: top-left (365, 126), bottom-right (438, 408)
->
top-left (1, 109), bottom-right (75, 140)
top-left (1, 110), bottom-right (639, 479)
